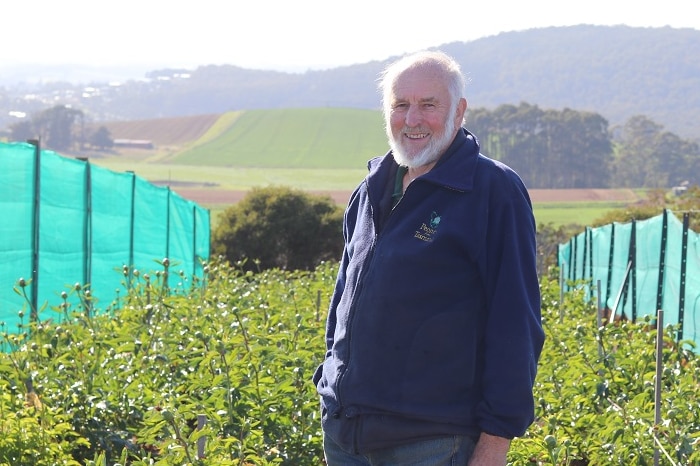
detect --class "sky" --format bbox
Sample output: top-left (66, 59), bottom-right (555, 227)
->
top-left (3, 0), bottom-right (699, 72)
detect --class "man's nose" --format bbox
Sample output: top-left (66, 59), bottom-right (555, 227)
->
top-left (404, 105), bottom-right (422, 127)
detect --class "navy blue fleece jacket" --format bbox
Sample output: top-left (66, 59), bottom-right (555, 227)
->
top-left (314, 128), bottom-right (544, 454)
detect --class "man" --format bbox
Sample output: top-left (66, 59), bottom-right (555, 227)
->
top-left (313, 50), bottom-right (544, 465)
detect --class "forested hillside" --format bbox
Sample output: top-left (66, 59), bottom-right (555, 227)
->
top-left (2, 25), bottom-right (699, 141)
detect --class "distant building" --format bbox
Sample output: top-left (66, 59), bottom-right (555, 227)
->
top-left (113, 139), bottom-right (154, 149)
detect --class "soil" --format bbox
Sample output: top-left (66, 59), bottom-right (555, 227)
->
top-left (173, 188), bottom-right (642, 206)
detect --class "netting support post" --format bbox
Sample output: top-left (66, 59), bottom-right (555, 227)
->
top-left (78, 157), bottom-right (93, 315)
top-left (28, 139), bottom-right (41, 321)
top-left (587, 227), bottom-right (594, 301)
top-left (192, 205), bottom-right (198, 279)
top-left (678, 213), bottom-right (689, 342)
top-left (653, 308), bottom-right (664, 466)
top-left (596, 280), bottom-right (603, 357)
top-left (570, 235), bottom-right (577, 282)
top-left (622, 220), bottom-right (637, 321)
top-left (165, 187), bottom-right (171, 258)
top-left (128, 172), bottom-right (136, 287)
top-left (605, 223), bottom-right (615, 309)
top-left (196, 413), bottom-right (207, 459)
top-left (655, 210), bottom-right (668, 322)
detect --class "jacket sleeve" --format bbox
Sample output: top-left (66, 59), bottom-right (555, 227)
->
top-left (475, 166), bottom-right (545, 438)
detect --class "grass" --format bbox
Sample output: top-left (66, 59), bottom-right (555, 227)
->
top-left (173, 108), bottom-right (387, 168)
top-left (93, 163), bottom-right (368, 191)
top-left (533, 201), bottom-right (629, 227)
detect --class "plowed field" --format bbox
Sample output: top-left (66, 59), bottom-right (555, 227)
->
top-left (100, 114), bottom-right (221, 146)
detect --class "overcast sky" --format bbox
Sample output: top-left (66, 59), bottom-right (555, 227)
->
top-left (3, 0), bottom-right (698, 72)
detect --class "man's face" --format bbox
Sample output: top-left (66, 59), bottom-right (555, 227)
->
top-left (386, 67), bottom-right (465, 168)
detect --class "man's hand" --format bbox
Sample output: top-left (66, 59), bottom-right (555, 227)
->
top-left (467, 432), bottom-right (510, 466)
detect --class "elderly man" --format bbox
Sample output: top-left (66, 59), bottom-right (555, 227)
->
top-left (314, 50), bottom-right (544, 465)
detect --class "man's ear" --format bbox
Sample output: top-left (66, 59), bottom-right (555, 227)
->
top-left (456, 98), bottom-right (467, 125)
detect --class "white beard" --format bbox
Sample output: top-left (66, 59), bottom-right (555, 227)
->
top-left (389, 115), bottom-right (459, 169)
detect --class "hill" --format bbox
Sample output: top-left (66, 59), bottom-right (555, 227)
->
top-left (95, 108), bottom-right (387, 169)
top-left (174, 108), bottom-right (386, 168)
top-left (3, 25), bottom-right (699, 141)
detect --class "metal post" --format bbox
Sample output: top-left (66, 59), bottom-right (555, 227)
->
top-left (192, 205), bottom-right (197, 279)
top-left (629, 220), bottom-right (637, 321)
top-left (655, 210), bottom-right (668, 319)
top-left (605, 223), bottom-right (615, 308)
top-left (596, 280), bottom-right (603, 357)
top-left (28, 139), bottom-right (41, 321)
top-left (316, 289), bottom-right (322, 322)
top-left (128, 172), bottom-right (136, 282)
top-left (559, 265), bottom-right (564, 323)
top-left (653, 309), bottom-right (664, 466)
top-left (78, 158), bottom-right (93, 304)
top-left (196, 413), bottom-right (207, 459)
top-left (678, 213), bottom-right (689, 342)
top-left (166, 187), bottom-right (171, 259)
top-left (588, 227), bottom-right (594, 300)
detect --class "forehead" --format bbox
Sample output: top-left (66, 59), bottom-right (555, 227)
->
top-left (390, 65), bottom-right (450, 101)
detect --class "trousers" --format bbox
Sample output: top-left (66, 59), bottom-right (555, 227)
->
top-left (323, 432), bottom-right (476, 466)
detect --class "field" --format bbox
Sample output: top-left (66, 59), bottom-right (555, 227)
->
top-left (2, 261), bottom-right (698, 464)
top-left (3, 111), bottom-right (695, 465)
top-left (85, 110), bottom-right (645, 228)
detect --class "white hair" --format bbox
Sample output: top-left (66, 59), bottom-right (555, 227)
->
top-left (377, 50), bottom-right (466, 123)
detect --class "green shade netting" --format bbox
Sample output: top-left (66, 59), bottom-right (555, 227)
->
top-left (558, 210), bottom-right (700, 352)
top-left (0, 142), bottom-right (210, 337)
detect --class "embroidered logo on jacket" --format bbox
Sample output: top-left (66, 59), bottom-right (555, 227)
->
top-left (414, 211), bottom-right (441, 242)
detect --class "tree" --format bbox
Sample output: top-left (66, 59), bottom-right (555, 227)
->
top-left (611, 115), bottom-right (666, 187)
top-left (470, 103), bottom-right (614, 188)
top-left (212, 186), bottom-right (344, 271)
top-left (89, 126), bottom-right (114, 150)
top-left (8, 119), bottom-right (35, 142)
top-left (33, 105), bottom-right (84, 151)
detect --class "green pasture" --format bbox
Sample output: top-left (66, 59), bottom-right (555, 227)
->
top-left (533, 201), bottom-right (627, 227)
top-left (95, 163), bottom-right (368, 191)
top-left (174, 108), bottom-right (387, 169)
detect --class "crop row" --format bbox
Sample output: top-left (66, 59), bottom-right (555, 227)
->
top-left (1, 260), bottom-right (698, 465)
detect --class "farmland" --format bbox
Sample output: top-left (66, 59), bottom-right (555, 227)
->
top-left (85, 109), bottom-right (644, 227)
top-left (2, 110), bottom-right (695, 465)
top-left (2, 258), bottom-right (698, 465)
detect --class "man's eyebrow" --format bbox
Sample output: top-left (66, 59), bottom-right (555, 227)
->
top-left (392, 96), bottom-right (438, 103)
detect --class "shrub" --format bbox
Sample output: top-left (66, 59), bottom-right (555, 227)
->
top-left (592, 185), bottom-right (700, 230)
top-left (212, 186), bottom-right (344, 272)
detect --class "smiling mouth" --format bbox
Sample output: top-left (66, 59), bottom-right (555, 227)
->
top-left (405, 132), bottom-right (429, 139)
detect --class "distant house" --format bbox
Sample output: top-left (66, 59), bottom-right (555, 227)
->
top-left (113, 139), bottom-right (154, 149)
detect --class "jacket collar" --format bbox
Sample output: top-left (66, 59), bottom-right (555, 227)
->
top-left (368, 127), bottom-right (480, 194)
